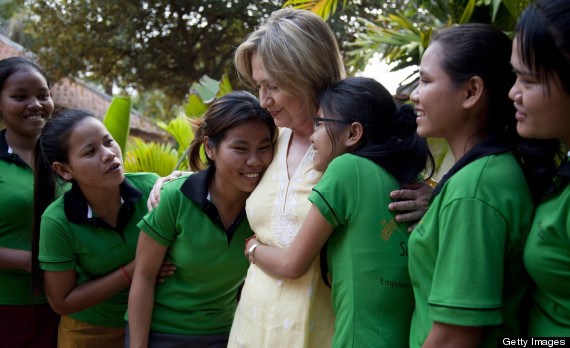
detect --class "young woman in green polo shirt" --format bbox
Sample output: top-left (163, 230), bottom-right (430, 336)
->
top-left (407, 24), bottom-right (558, 347)
top-left (0, 57), bottom-right (59, 347)
top-left (126, 91), bottom-right (276, 348)
top-left (31, 109), bottom-right (168, 348)
top-left (243, 77), bottom-right (433, 347)
top-left (509, 0), bottom-right (570, 336)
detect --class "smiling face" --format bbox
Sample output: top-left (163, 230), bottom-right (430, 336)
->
top-left (54, 117), bottom-right (124, 190)
top-left (310, 107), bottom-right (351, 172)
top-left (251, 53), bottom-right (313, 133)
top-left (206, 119), bottom-right (274, 195)
top-left (0, 68), bottom-right (54, 138)
top-left (410, 42), bottom-right (467, 142)
top-left (509, 39), bottom-right (570, 144)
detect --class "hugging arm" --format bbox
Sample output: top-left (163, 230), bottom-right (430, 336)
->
top-left (147, 171), bottom-right (189, 211)
top-left (389, 180), bottom-right (434, 232)
top-left (43, 260), bottom-right (134, 315)
top-left (245, 204), bottom-right (334, 279)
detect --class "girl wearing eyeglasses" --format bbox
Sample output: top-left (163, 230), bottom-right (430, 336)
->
top-left (243, 76), bottom-right (433, 347)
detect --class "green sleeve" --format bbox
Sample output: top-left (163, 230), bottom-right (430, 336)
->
top-left (308, 155), bottom-right (356, 228)
top-left (429, 198), bottom-right (506, 326)
top-left (39, 215), bottom-right (76, 271)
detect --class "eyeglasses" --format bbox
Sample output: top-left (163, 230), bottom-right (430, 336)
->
top-left (313, 117), bottom-right (351, 131)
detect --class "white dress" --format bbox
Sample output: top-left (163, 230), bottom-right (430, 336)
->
top-left (228, 128), bottom-right (335, 347)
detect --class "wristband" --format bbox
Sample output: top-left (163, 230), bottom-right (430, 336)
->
top-left (120, 265), bottom-right (131, 284)
top-left (246, 242), bottom-right (260, 263)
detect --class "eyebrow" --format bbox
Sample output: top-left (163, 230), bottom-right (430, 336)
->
top-left (512, 67), bottom-right (534, 76)
top-left (230, 138), bottom-right (272, 145)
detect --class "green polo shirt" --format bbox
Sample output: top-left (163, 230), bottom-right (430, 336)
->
top-left (409, 136), bottom-right (534, 347)
top-left (524, 159), bottom-right (570, 336)
top-left (0, 130), bottom-right (46, 304)
top-left (133, 168), bottom-right (252, 335)
top-left (39, 172), bottom-right (158, 327)
top-left (309, 154), bottom-right (413, 348)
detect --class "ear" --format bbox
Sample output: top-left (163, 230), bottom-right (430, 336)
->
top-left (203, 136), bottom-right (215, 161)
top-left (344, 122), bottom-right (364, 150)
top-left (462, 76), bottom-right (486, 110)
top-left (52, 162), bottom-right (73, 181)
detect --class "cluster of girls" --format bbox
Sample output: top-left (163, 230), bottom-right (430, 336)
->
top-left (0, 0), bottom-right (568, 347)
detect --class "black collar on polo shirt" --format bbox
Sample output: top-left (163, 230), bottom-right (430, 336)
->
top-left (64, 178), bottom-right (142, 235)
top-left (0, 129), bottom-right (29, 167)
top-left (179, 166), bottom-right (245, 245)
top-left (543, 157), bottom-right (570, 196)
top-left (430, 134), bottom-right (512, 200)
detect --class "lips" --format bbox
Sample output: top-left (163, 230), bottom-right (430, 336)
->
top-left (515, 110), bottom-right (527, 120)
top-left (23, 114), bottom-right (45, 121)
top-left (243, 172), bottom-right (261, 179)
top-left (513, 105), bottom-right (527, 120)
top-left (268, 108), bottom-right (282, 118)
top-left (106, 161), bottom-right (121, 173)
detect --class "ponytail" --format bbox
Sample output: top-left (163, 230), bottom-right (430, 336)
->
top-left (31, 109), bottom-right (96, 297)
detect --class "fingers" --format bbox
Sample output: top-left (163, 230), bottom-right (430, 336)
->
top-left (407, 222), bottom-right (419, 233)
top-left (146, 172), bottom-right (188, 211)
top-left (394, 210), bottom-right (423, 223)
top-left (389, 181), bottom-right (434, 213)
top-left (156, 261), bottom-right (176, 283)
top-left (389, 189), bottom-right (418, 201)
top-left (389, 200), bottom-right (421, 212)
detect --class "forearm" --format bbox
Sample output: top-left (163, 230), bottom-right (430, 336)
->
top-left (0, 247), bottom-right (31, 272)
top-left (127, 270), bottom-right (157, 348)
top-left (45, 262), bottom-right (133, 315)
top-left (247, 204), bottom-right (333, 279)
top-left (250, 243), bottom-right (307, 279)
top-left (422, 322), bottom-right (482, 348)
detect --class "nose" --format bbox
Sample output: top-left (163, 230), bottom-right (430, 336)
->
top-left (410, 86), bottom-right (420, 103)
top-left (508, 81), bottom-right (520, 103)
top-left (102, 147), bottom-right (117, 162)
top-left (259, 88), bottom-right (274, 109)
top-left (247, 151), bottom-right (262, 166)
top-left (27, 97), bottom-right (42, 109)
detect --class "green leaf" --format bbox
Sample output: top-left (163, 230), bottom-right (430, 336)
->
top-left (124, 137), bottom-right (188, 176)
top-left (103, 96), bottom-right (131, 158)
top-left (184, 94), bottom-right (208, 118)
top-left (190, 75), bottom-right (221, 104)
top-left (157, 115), bottom-right (194, 157)
top-left (459, 0), bottom-right (477, 24)
top-left (283, 0), bottom-right (346, 20)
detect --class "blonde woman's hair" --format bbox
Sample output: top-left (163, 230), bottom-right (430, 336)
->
top-left (235, 8), bottom-right (346, 117)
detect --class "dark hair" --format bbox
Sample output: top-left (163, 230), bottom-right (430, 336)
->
top-left (317, 77), bottom-right (434, 185)
top-left (0, 57), bottom-right (52, 120)
top-left (188, 91), bottom-right (277, 171)
top-left (432, 23), bottom-right (559, 202)
top-left (515, 0), bottom-right (570, 94)
top-left (432, 24), bottom-right (515, 135)
top-left (31, 109), bottom-right (98, 296)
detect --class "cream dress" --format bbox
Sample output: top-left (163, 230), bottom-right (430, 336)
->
top-left (228, 128), bottom-right (335, 347)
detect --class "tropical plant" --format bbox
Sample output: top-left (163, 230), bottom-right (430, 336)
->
top-left (124, 137), bottom-right (187, 176)
top-left (283, 0), bottom-right (347, 20)
top-left (103, 96), bottom-right (132, 158)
